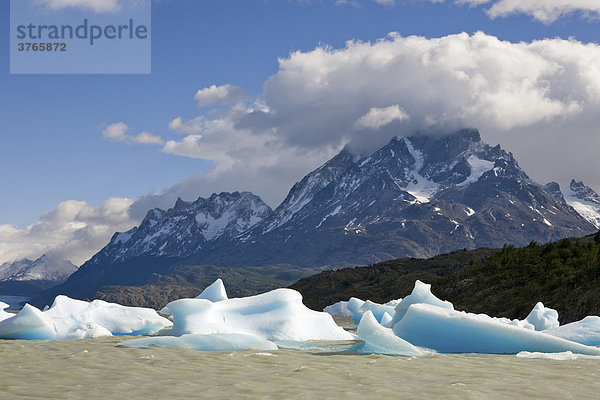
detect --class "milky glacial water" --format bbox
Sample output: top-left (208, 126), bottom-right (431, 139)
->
top-left (1, 319), bottom-right (599, 399)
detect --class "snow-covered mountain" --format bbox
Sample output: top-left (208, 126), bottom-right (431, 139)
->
top-left (564, 180), bottom-right (600, 229)
top-left (83, 191), bottom-right (273, 268)
top-left (44, 129), bottom-right (598, 303)
top-left (0, 254), bottom-right (77, 283)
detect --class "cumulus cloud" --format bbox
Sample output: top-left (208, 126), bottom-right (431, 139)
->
top-left (157, 32), bottom-right (600, 203)
top-left (168, 116), bottom-right (205, 134)
top-left (487, 0), bottom-right (600, 23)
top-left (8, 32), bottom-right (600, 266)
top-left (36, 0), bottom-right (122, 13)
top-left (194, 84), bottom-right (248, 108)
top-left (366, 0), bottom-right (600, 22)
top-left (355, 105), bottom-right (409, 130)
top-left (0, 198), bottom-right (136, 266)
top-left (102, 122), bottom-right (164, 145)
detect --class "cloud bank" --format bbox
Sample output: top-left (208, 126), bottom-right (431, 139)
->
top-left (4, 31), bottom-right (600, 266)
top-left (366, 0), bottom-right (600, 23)
top-left (0, 198), bottom-right (136, 266)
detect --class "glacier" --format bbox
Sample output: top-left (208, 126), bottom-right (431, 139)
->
top-left (0, 296), bottom-right (172, 340)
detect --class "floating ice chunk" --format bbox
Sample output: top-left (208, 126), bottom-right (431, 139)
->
top-left (356, 311), bottom-right (424, 356)
top-left (323, 301), bottom-right (352, 317)
top-left (493, 316), bottom-right (534, 331)
top-left (0, 304), bottom-right (56, 340)
top-left (391, 280), bottom-right (453, 324)
top-left (195, 278), bottom-right (228, 302)
top-left (359, 301), bottom-right (396, 324)
top-left (545, 316), bottom-right (600, 346)
top-left (392, 303), bottom-right (600, 355)
top-left (526, 302), bottom-right (559, 331)
top-left (516, 351), bottom-right (600, 360)
top-left (0, 302), bottom-right (12, 322)
top-left (163, 288), bottom-right (355, 342)
top-left (120, 333), bottom-right (277, 352)
top-left (347, 297), bottom-right (366, 324)
top-left (380, 312), bottom-right (393, 328)
top-left (0, 296), bottom-right (172, 340)
top-left (384, 299), bottom-right (402, 308)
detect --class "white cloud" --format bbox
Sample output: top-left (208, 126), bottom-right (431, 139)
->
top-left (102, 122), bottom-right (164, 145)
top-left (366, 0), bottom-right (600, 22)
top-left (157, 32), bottom-right (600, 205)
top-left (487, 0), bottom-right (600, 23)
top-left (169, 116), bottom-right (205, 134)
top-left (0, 198), bottom-right (136, 266)
top-left (9, 32), bottom-right (600, 266)
top-left (355, 105), bottom-right (409, 130)
top-left (36, 0), bottom-right (122, 13)
top-left (194, 84), bottom-right (248, 108)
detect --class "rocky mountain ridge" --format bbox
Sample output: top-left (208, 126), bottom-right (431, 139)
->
top-left (37, 129), bottom-right (599, 305)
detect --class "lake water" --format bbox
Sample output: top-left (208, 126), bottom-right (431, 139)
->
top-left (0, 295), bottom-right (30, 310)
top-left (1, 318), bottom-right (599, 399)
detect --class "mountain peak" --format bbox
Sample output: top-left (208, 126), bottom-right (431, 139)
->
top-left (0, 254), bottom-right (77, 283)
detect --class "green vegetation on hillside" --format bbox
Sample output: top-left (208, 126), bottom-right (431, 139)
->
top-left (292, 232), bottom-right (600, 324)
top-left (436, 235), bottom-right (600, 323)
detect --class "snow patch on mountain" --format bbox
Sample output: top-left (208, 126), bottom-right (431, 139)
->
top-left (565, 180), bottom-right (600, 229)
top-left (460, 156), bottom-right (495, 186)
top-left (403, 138), bottom-right (439, 203)
top-left (0, 254), bottom-right (77, 282)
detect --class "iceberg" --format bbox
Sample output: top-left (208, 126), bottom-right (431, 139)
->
top-left (195, 278), bottom-right (228, 302)
top-left (323, 301), bottom-right (352, 317)
top-left (392, 303), bottom-right (600, 355)
top-left (545, 316), bottom-right (600, 346)
top-left (390, 280), bottom-right (453, 325)
top-left (120, 333), bottom-right (277, 352)
top-left (525, 302), bottom-right (559, 331)
top-left (0, 302), bottom-right (12, 322)
top-left (355, 311), bottom-right (424, 356)
top-left (347, 297), bottom-right (366, 325)
top-left (161, 284), bottom-right (354, 342)
top-left (359, 300), bottom-right (396, 324)
top-left (0, 296), bottom-right (172, 340)
top-left (344, 297), bottom-right (400, 325)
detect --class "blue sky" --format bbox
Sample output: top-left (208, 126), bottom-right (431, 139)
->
top-left (1, 0), bottom-right (599, 264)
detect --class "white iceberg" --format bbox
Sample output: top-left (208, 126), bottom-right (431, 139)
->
top-left (390, 280), bottom-right (453, 325)
top-left (525, 302), bottom-right (559, 331)
top-left (355, 311), bottom-right (424, 356)
top-left (347, 297), bottom-right (366, 324)
top-left (161, 285), bottom-right (354, 342)
top-left (120, 333), bottom-right (277, 352)
top-left (392, 303), bottom-right (600, 355)
top-left (195, 278), bottom-right (228, 302)
top-left (0, 302), bottom-right (12, 322)
top-left (359, 300), bottom-right (396, 324)
top-left (323, 301), bottom-right (352, 317)
top-left (344, 297), bottom-right (400, 325)
top-left (545, 316), bottom-right (600, 346)
top-left (0, 296), bottom-right (172, 340)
